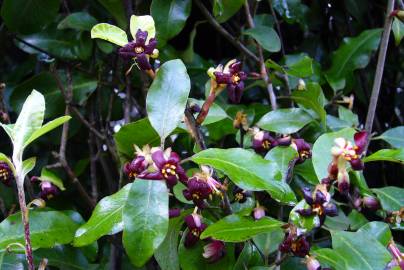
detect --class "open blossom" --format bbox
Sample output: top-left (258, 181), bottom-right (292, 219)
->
top-left (0, 161), bottom-right (13, 186)
top-left (202, 240), bottom-right (226, 263)
top-left (279, 224), bottom-right (310, 257)
top-left (184, 213), bottom-right (207, 247)
top-left (252, 129), bottom-right (277, 153)
top-left (233, 186), bottom-right (252, 203)
top-left (208, 59), bottom-right (247, 103)
top-left (39, 181), bottom-right (59, 200)
top-left (118, 29), bottom-right (158, 70)
top-left (124, 145), bottom-right (153, 180)
top-left (291, 139), bottom-right (312, 164)
top-left (297, 185), bottom-right (337, 224)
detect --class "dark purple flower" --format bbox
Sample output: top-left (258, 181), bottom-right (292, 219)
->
top-left (233, 186), bottom-right (252, 203)
top-left (331, 133), bottom-right (367, 171)
top-left (202, 240), bottom-right (226, 263)
top-left (276, 136), bottom-right (292, 146)
top-left (140, 148), bottom-right (187, 187)
top-left (118, 29), bottom-right (157, 70)
top-left (124, 155), bottom-right (148, 180)
top-left (252, 130), bottom-right (277, 153)
top-left (169, 208), bottom-right (181, 218)
top-left (279, 234), bottom-right (310, 257)
top-left (39, 181), bottom-right (59, 200)
top-left (362, 196), bottom-right (380, 211)
top-left (184, 213), bottom-right (207, 248)
top-left (183, 177), bottom-right (212, 208)
top-left (291, 139), bottom-right (312, 164)
top-left (213, 60), bottom-right (247, 103)
top-left (0, 161), bottom-right (13, 186)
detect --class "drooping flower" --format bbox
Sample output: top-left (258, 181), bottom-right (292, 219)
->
top-left (208, 59), bottom-right (247, 103)
top-left (305, 256), bottom-right (331, 270)
top-left (39, 181), bottom-right (59, 200)
top-left (279, 224), bottom-right (310, 257)
top-left (233, 186), bottom-right (252, 203)
top-left (252, 128), bottom-right (277, 153)
top-left (253, 205), bottom-right (266, 220)
top-left (362, 196), bottom-right (380, 211)
top-left (0, 161), bottom-right (13, 186)
top-left (184, 213), bottom-right (207, 248)
top-left (118, 29), bottom-right (158, 70)
top-left (291, 139), bottom-right (312, 164)
top-left (297, 185), bottom-right (337, 224)
top-left (140, 147), bottom-right (187, 187)
top-left (123, 145), bottom-right (153, 180)
top-left (202, 240), bottom-right (226, 263)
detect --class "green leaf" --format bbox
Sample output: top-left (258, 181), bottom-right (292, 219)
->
top-left (151, 0), bottom-right (191, 44)
top-left (201, 215), bottom-right (284, 242)
top-left (123, 180), bottom-right (169, 267)
top-left (314, 248), bottom-right (346, 270)
top-left (243, 26), bottom-right (281, 52)
top-left (284, 55), bottom-right (313, 77)
top-left (24, 116), bottom-right (71, 148)
top-left (114, 118), bottom-right (160, 161)
top-left (91, 23), bottom-right (128, 47)
top-left (265, 146), bottom-right (298, 181)
top-left (97, 0), bottom-right (127, 29)
top-left (252, 230), bottom-right (284, 258)
top-left (191, 148), bottom-right (296, 204)
top-left (290, 200), bottom-right (320, 232)
top-left (188, 99), bottom-right (229, 125)
top-left (0, 0), bottom-right (59, 34)
top-left (292, 82), bottom-right (326, 128)
top-left (0, 252), bottom-right (25, 269)
top-left (21, 157), bottom-right (36, 178)
top-left (0, 210), bottom-right (79, 251)
top-left (146, 59), bottom-right (191, 141)
top-left (272, 0), bottom-right (308, 26)
top-left (256, 108), bottom-right (314, 134)
top-left (325, 29), bottom-right (382, 91)
top-left (347, 210), bottom-right (368, 230)
top-left (74, 184), bottom-right (132, 247)
top-left (372, 186), bottom-right (404, 212)
top-left (233, 242), bottom-right (263, 270)
top-left (39, 168), bottom-right (65, 191)
top-left (13, 90), bottom-right (45, 156)
top-left (294, 160), bottom-right (319, 185)
top-left (58, 12), bottom-right (98, 31)
top-left (0, 153), bottom-right (15, 175)
top-left (130, 15), bottom-right (156, 42)
top-left (338, 106), bottom-right (358, 127)
top-left (374, 126), bottom-right (404, 148)
top-left (33, 245), bottom-right (90, 270)
top-left (330, 230), bottom-right (391, 270)
top-left (357, 222), bottom-right (392, 246)
top-left (312, 128), bottom-right (356, 180)
top-left (363, 148), bottom-right (404, 164)
top-left (392, 18), bottom-right (404, 46)
top-left (213, 0), bottom-right (245, 23)
top-left (324, 209), bottom-right (351, 231)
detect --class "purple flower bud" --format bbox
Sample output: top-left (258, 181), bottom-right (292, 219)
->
top-left (39, 181), bottom-right (59, 200)
top-left (202, 240), bottom-right (226, 263)
top-left (292, 139), bottom-right (312, 164)
top-left (184, 213), bottom-right (207, 248)
top-left (0, 162), bottom-right (13, 186)
top-left (353, 131), bottom-right (368, 155)
top-left (277, 136), bottom-right (292, 146)
top-left (306, 256), bottom-right (321, 270)
top-left (252, 131), bottom-right (277, 153)
top-left (362, 196), bottom-right (380, 211)
top-left (169, 208), bottom-right (181, 218)
top-left (253, 206), bottom-right (266, 220)
top-left (124, 155), bottom-right (148, 180)
top-left (349, 158), bottom-right (364, 171)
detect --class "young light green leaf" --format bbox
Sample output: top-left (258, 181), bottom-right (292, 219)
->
top-left (191, 148), bottom-right (296, 204)
top-left (200, 215), bottom-right (284, 242)
top-left (91, 23), bottom-right (128, 47)
top-left (213, 0), bottom-right (244, 23)
top-left (130, 15), bottom-right (156, 42)
top-left (265, 146), bottom-right (298, 181)
top-left (39, 168), bottom-right (65, 191)
top-left (21, 157), bottom-right (36, 178)
top-left (123, 180), bottom-right (169, 267)
top-left (363, 148), bottom-right (404, 164)
top-left (146, 59), bottom-right (191, 141)
top-left (256, 108), bottom-right (314, 134)
top-left (13, 90), bottom-right (45, 154)
top-left (23, 115), bottom-right (71, 148)
top-left (243, 26), bottom-right (281, 52)
top-left (188, 98), bottom-right (229, 125)
top-left (0, 123), bottom-right (14, 142)
top-left (374, 126), bottom-right (404, 148)
top-left (74, 184), bottom-right (132, 247)
top-left (392, 17), bottom-right (404, 46)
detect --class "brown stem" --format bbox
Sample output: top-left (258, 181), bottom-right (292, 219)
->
top-left (196, 91), bottom-right (216, 125)
top-left (193, 0), bottom-right (259, 63)
top-left (0, 83), bottom-right (10, 123)
top-left (184, 107), bottom-right (207, 150)
top-left (17, 182), bottom-right (34, 270)
top-left (364, 0), bottom-right (395, 152)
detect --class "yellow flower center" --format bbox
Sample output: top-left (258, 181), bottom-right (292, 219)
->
top-left (134, 46), bottom-right (144, 54)
top-left (162, 164), bottom-right (177, 179)
top-left (232, 74), bottom-right (240, 83)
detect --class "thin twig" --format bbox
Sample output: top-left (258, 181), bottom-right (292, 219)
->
top-left (193, 0), bottom-right (260, 63)
top-left (268, 0), bottom-right (285, 56)
top-left (184, 107), bottom-right (207, 150)
top-left (364, 0), bottom-right (395, 152)
top-left (0, 83), bottom-right (10, 123)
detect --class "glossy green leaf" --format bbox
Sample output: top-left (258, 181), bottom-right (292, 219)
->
top-left (292, 82), bottom-right (326, 128)
top-left (331, 230), bottom-right (391, 270)
top-left (191, 148), bottom-right (296, 204)
top-left (188, 99), bottom-right (229, 125)
top-left (312, 128), bottom-right (356, 180)
top-left (0, 0), bottom-right (59, 34)
top-left (91, 23), bottom-right (128, 47)
top-left (374, 126), bottom-right (404, 148)
top-left (58, 12), bottom-right (97, 31)
top-left (372, 186), bottom-right (404, 212)
top-left (357, 221), bottom-right (391, 246)
top-left (146, 59), bottom-right (191, 141)
top-left (21, 157), bottom-right (36, 178)
top-left (201, 215), bottom-right (284, 242)
top-left (347, 210), bottom-right (368, 230)
top-left (272, 0), bottom-right (308, 26)
top-left (114, 118), bottom-right (160, 161)
top-left (294, 160), bottom-right (319, 185)
top-left (97, 0), bottom-right (127, 29)
top-left (290, 200), bottom-right (320, 232)
top-left (392, 18), bottom-right (404, 46)
top-left (284, 55), bottom-right (313, 77)
top-left (265, 146), bottom-right (298, 181)
top-left (324, 209), bottom-right (351, 231)
top-left (13, 90), bottom-right (45, 156)
top-left (325, 29), bottom-right (382, 91)
top-left (338, 106), bottom-right (358, 127)
top-left (314, 248), bottom-right (346, 270)
top-left (151, 0), bottom-right (191, 44)
top-left (233, 242), bottom-right (263, 270)
top-left (123, 180), bottom-right (169, 267)
top-left (34, 245), bottom-right (90, 270)
top-left (0, 210), bottom-right (79, 251)
top-left (363, 148), bottom-right (404, 164)
top-left (213, 0), bottom-right (244, 23)
top-left (252, 230), bottom-right (284, 258)
top-left (243, 26), bottom-right (281, 52)
top-left (74, 184), bottom-right (132, 247)
top-left (256, 108), bottom-right (313, 134)
top-left (24, 116), bottom-right (71, 148)
top-left (39, 168), bottom-right (65, 191)
top-left (0, 252), bottom-right (25, 269)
